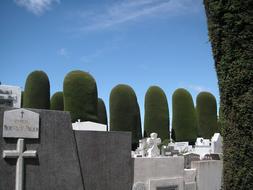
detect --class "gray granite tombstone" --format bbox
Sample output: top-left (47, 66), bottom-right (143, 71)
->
top-left (0, 107), bottom-right (84, 190)
top-left (74, 130), bottom-right (133, 190)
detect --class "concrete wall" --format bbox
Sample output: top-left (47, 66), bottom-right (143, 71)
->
top-left (191, 160), bottom-right (223, 190)
top-left (133, 157), bottom-right (185, 190)
top-left (75, 131), bottom-right (133, 190)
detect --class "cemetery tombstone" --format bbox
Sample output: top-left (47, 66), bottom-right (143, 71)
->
top-left (183, 153), bottom-right (200, 169)
top-left (0, 85), bottom-right (21, 108)
top-left (211, 133), bottom-right (223, 154)
top-left (2, 109), bottom-right (39, 190)
top-left (147, 133), bottom-right (161, 157)
top-left (0, 107), bottom-right (84, 190)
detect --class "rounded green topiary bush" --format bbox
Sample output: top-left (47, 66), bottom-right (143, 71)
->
top-left (63, 70), bottom-right (98, 122)
top-left (97, 98), bottom-right (108, 125)
top-left (196, 92), bottom-right (218, 138)
top-left (172, 88), bottom-right (197, 144)
top-left (23, 70), bottom-right (50, 109)
top-left (50, 91), bottom-right (64, 111)
top-left (144, 86), bottom-right (169, 141)
top-left (109, 84), bottom-right (140, 149)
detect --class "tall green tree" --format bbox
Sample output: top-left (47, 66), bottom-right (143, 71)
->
top-left (144, 86), bottom-right (169, 141)
top-left (172, 88), bottom-right (197, 144)
top-left (97, 98), bottom-right (108, 126)
top-left (50, 91), bottom-right (64, 111)
top-left (63, 70), bottom-right (98, 122)
top-left (196, 92), bottom-right (218, 138)
top-left (110, 84), bottom-right (140, 149)
top-left (204, 1), bottom-right (253, 189)
top-left (23, 70), bottom-right (50, 109)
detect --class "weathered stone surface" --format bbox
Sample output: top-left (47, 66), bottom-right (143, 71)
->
top-left (0, 107), bottom-right (84, 190)
top-left (3, 109), bottom-right (39, 138)
top-left (191, 160), bottom-right (222, 190)
top-left (133, 157), bottom-right (185, 190)
top-left (75, 130), bottom-right (133, 190)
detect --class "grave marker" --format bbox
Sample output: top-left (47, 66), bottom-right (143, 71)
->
top-left (2, 108), bottom-right (39, 190)
top-left (3, 109), bottom-right (39, 138)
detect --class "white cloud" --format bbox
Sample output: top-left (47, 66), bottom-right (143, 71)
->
top-left (189, 85), bottom-right (209, 93)
top-left (80, 37), bottom-right (121, 63)
top-left (76, 0), bottom-right (201, 31)
top-left (57, 48), bottom-right (68, 57)
top-left (14, 0), bottom-right (60, 15)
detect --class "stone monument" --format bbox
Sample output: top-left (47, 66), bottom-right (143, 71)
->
top-left (0, 107), bottom-right (84, 190)
top-left (74, 130), bottom-right (133, 190)
top-left (133, 133), bottom-right (162, 158)
top-left (2, 109), bottom-right (39, 190)
top-left (211, 133), bottom-right (223, 154)
top-left (0, 85), bottom-right (21, 108)
top-left (146, 133), bottom-right (161, 157)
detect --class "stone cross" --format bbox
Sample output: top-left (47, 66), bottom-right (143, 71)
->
top-left (3, 138), bottom-right (37, 190)
top-left (147, 133), bottom-right (161, 157)
top-left (20, 110), bottom-right (24, 118)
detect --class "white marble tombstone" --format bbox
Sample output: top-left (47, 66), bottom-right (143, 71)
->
top-left (72, 119), bottom-right (107, 131)
top-left (211, 133), bottom-right (223, 154)
top-left (147, 133), bottom-right (161, 157)
top-left (138, 139), bottom-right (147, 157)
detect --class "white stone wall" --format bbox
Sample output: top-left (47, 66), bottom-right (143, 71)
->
top-left (191, 160), bottom-right (223, 190)
top-left (133, 157), bottom-right (195, 190)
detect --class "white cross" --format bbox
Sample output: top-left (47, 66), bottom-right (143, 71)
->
top-left (3, 138), bottom-right (37, 190)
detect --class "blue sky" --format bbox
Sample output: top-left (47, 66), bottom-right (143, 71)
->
top-left (0, 0), bottom-right (219, 127)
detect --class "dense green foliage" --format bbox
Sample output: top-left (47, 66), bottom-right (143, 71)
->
top-left (97, 98), bottom-right (108, 126)
top-left (23, 70), bottom-right (50, 109)
top-left (196, 92), bottom-right (218, 138)
top-left (63, 70), bottom-right (98, 122)
top-left (204, 1), bottom-right (253, 189)
top-left (144, 86), bottom-right (169, 141)
top-left (172, 88), bottom-right (197, 144)
top-left (50, 91), bottom-right (64, 111)
top-left (109, 84), bottom-right (140, 149)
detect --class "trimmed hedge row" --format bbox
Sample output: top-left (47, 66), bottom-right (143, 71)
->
top-left (196, 92), bottom-right (218, 139)
top-left (23, 70), bottom-right (50, 109)
top-left (172, 88), bottom-right (197, 144)
top-left (144, 86), bottom-right (169, 141)
top-left (50, 91), bottom-right (64, 111)
top-left (63, 70), bottom-right (98, 122)
top-left (109, 84), bottom-right (141, 149)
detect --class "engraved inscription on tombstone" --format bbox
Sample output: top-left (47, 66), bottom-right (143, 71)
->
top-left (3, 108), bottom-right (39, 138)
